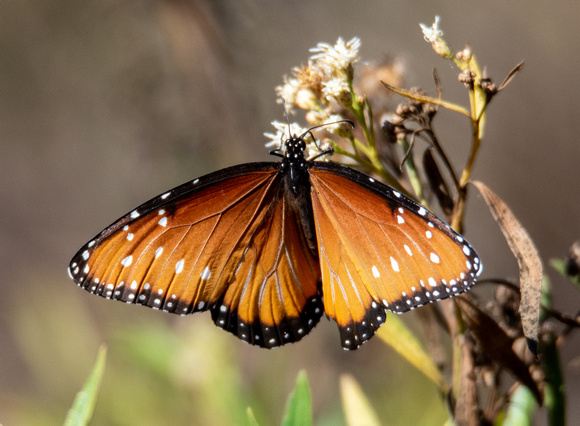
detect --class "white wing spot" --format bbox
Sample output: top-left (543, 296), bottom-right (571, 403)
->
top-left (82, 250), bottom-right (89, 260)
top-left (127, 233), bottom-right (134, 241)
top-left (161, 191), bottom-right (171, 199)
top-left (123, 225), bottom-right (129, 231)
top-left (430, 253), bottom-right (440, 264)
top-left (418, 207), bottom-right (427, 216)
top-left (201, 266), bottom-right (211, 280)
top-left (404, 244), bottom-right (413, 256)
top-left (144, 283), bottom-right (150, 290)
top-left (428, 222), bottom-right (434, 228)
top-left (463, 245), bottom-right (471, 256)
top-left (130, 280), bottom-right (138, 290)
top-left (88, 241), bottom-right (95, 248)
top-left (466, 260), bottom-right (472, 270)
top-left (426, 230), bottom-right (433, 239)
top-left (369, 177), bottom-right (375, 182)
top-left (397, 215), bottom-right (405, 224)
top-left (155, 247), bottom-right (163, 258)
top-left (197, 301), bottom-right (205, 310)
top-left (193, 178), bottom-right (200, 184)
top-left (121, 255), bottom-right (132, 267)
top-left (83, 265), bottom-right (89, 274)
top-left (130, 210), bottom-right (139, 219)
top-left (428, 277), bottom-right (437, 287)
top-left (175, 259), bottom-right (185, 274)
top-left (220, 305), bottom-right (227, 312)
top-left (158, 209), bottom-right (165, 215)
top-left (372, 265), bottom-right (380, 278)
top-left (390, 256), bottom-right (400, 272)
top-left (158, 217), bottom-right (168, 227)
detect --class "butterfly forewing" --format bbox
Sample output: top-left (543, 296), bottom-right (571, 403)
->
top-left (69, 164), bottom-right (323, 347)
top-left (309, 162), bottom-right (482, 349)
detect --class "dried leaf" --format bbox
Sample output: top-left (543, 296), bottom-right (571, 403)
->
top-left (498, 61), bottom-right (525, 92)
top-left (381, 81), bottom-right (470, 117)
top-left (423, 150), bottom-right (454, 216)
top-left (473, 181), bottom-right (542, 354)
top-left (455, 296), bottom-right (542, 404)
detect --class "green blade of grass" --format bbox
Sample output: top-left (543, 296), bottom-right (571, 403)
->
top-left (376, 314), bottom-right (448, 393)
top-left (340, 374), bottom-right (381, 426)
top-left (247, 407), bottom-right (260, 426)
top-left (64, 344), bottom-right (107, 426)
top-left (281, 370), bottom-right (312, 426)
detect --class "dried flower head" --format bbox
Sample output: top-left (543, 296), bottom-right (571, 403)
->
top-left (420, 16), bottom-right (452, 59)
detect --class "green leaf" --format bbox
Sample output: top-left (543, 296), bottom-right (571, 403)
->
top-left (501, 385), bottom-right (537, 426)
top-left (247, 407), bottom-right (260, 426)
top-left (281, 370), bottom-right (311, 426)
top-left (64, 344), bottom-right (107, 426)
top-left (340, 374), bottom-right (381, 426)
top-left (376, 314), bottom-right (447, 393)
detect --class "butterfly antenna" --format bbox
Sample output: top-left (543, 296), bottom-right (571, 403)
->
top-left (282, 98), bottom-right (293, 140)
top-left (300, 119), bottom-right (355, 160)
top-left (298, 119), bottom-right (354, 140)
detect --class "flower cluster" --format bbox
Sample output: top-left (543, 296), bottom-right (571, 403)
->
top-left (266, 37), bottom-right (361, 158)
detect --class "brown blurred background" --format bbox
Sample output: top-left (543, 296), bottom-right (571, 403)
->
top-left (1, 1), bottom-right (579, 424)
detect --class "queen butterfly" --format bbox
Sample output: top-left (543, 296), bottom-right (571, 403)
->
top-left (68, 126), bottom-right (482, 350)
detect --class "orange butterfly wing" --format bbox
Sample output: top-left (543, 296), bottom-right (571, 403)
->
top-left (309, 163), bottom-right (481, 349)
top-left (69, 164), bottom-right (322, 348)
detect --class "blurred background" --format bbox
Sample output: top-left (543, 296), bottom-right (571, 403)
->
top-left (1, 1), bottom-right (579, 424)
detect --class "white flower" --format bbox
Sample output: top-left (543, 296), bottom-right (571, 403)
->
top-left (264, 121), bottom-right (308, 150)
top-left (321, 77), bottom-right (350, 103)
top-left (275, 77), bottom-right (300, 105)
top-left (310, 37), bottom-right (361, 73)
top-left (306, 139), bottom-right (332, 161)
top-left (420, 16), bottom-right (443, 43)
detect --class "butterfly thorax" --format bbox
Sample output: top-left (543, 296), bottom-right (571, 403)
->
top-left (279, 135), bottom-right (317, 251)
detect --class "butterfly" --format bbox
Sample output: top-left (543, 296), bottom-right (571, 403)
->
top-left (68, 124), bottom-right (482, 350)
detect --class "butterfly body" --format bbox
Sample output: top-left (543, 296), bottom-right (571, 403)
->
top-left (69, 132), bottom-right (482, 350)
